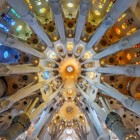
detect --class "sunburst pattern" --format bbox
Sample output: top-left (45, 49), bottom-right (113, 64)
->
top-left (0, 0), bottom-right (140, 140)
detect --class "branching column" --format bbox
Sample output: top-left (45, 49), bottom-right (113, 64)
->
top-left (96, 65), bottom-right (140, 77)
top-left (86, 0), bottom-right (135, 50)
top-left (31, 109), bottom-right (50, 139)
top-left (75, 0), bottom-right (91, 44)
top-left (88, 107), bottom-right (107, 136)
top-left (49, 0), bottom-right (66, 43)
top-left (0, 113), bottom-right (31, 140)
top-left (0, 64), bottom-right (56, 76)
top-left (0, 76), bottom-right (59, 113)
top-left (93, 29), bottom-right (140, 59)
top-left (0, 30), bottom-right (46, 59)
top-left (105, 112), bottom-right (139, 140)
top-left (83, 108), bottom-right (99, 139)
top-left (6, 0), bottom-right (53, 47)
top-left (94, 82), bottom-right (140, 116)
top-left (0, 64), bottom-right (42, 76)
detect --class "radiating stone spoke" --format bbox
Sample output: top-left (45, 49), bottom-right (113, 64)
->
top-left (49, 0), bottom-right (66, 43)
top-left (77, 84), bottom-right (107, 121)
top-left (0, 29), bottom-right (46, 59)
top-left (30, 108), bottom-right (51, 139)
top-left (6, 0), bottom-right (53, 47)
top-left (96, 65), bottom-right (140, 77)
top-left (94, 82), bottom-right (140, 116)
top-left (75, 0), bottom-right (91, 44)
top-left (0, 0), bottom-right (140, 139)
top-left (86, 0), bottom-right (135, 50)
top-left (0, 75), bottom-right (59, 113)
top-left (0, 64), bottom-right (44, 76)
top-left (88, 107), bottom-right (106, 136)
top-left (93, 29), bottom-right (140, 59)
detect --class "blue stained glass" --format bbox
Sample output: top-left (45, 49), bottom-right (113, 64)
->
top-left (0, 23), bottom-right (5, 28)
top-left (11, 21), bottom-right (16, 26)
top-left (5, 29), bottom-right (9, 32)
top-left (0, 45), bottom-right (20, 64)
top-left (4, 51), bottom-right (9, 59)
top-left (3, 15), bottom-right (16, 26)
top-left (10, 9), bottom-right (20, 18)
top-left (0, 23), bottom-right (9, 32)
top-left (42, 71), bottom-right (50, 79)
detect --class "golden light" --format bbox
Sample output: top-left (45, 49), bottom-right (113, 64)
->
top-left (101, 61), bottom-right (104, 65)
top-left (67, 42), bottom-right (74, 51)
top-left (92, 0), bottom-right (95, 4)
top-left (59, 57), bottom-right (81, 80)
top-left (101, 76), bottom-right (104, 80)
top-left (84, 51), bottom-right (93, 59)
top-left (39, 8), bottom-right (46, 13)
top-left (77, 50), bottom-right (81, 53)
top-left (47, 50), bottom-right (56, 59)
top-left (95, 10), bottom-right (100, 16)
top-left (94, 47), bottom-right (98, 51)
top-left (48, 63), bottom-right (52, 66)
top-left (86, 83), bottom-right (88, 87)
top-left (41, 46), bottom-right (45, 50)
top-left (99, 4), bottom-right (103, 9)
top-left (87, 72), bottom-right (96, 79)
top-left (53, 36), bottom-right (58, 41)
top-left (69, 34), bottom-right (72, 37)
top-left (83, 37), bottom-right (87, 41)
top-left (67, 2), bottom-right (74, 8)
top-left (127, 53), bottom-right (132, 60)
top-left (67, 88), bottom-right (73, 95)
top-left (118, 13), bottom-right (126, 22)
top-left (122, 24), bottom-right (127, 30)
top-left (34, 60), bottom-right (38, 64)
top-left (34, 76), bottom-right (38, 80)
top-left (115, 28), bottom-right (121, 35)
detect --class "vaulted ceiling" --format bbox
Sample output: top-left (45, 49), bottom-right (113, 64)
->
top-left (0, 0), bottom-right (140, 140)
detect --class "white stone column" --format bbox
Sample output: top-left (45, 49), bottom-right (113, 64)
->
top-left (88, 107), bottom-right (106, 136)
top-left (0, 64), bottom-right (56, 77)
top-left (82, 108), bottom-right (99, 139)
top-left (0, 64), bottom-right (42, 76)
top-left (97, 134), bottom-right (110, 140)
top-left (79, 75), bottom-right (140, 116)
top-left (37, 107), bottom-right (58, 140)
top-left (0, 30), bottom-right (46, 59)
top-left (82, 67), bottom-right (96, 72)
top-left (0, 113), bottom-right (31, 140)
top-left (99, 97), bottom-right (111, 114)
top-left (6, 0), bottom-right (53, 47)
top-left (31, 109), bottom-right (50, 139)
top-left (105, 112), bottom-right (139, 140)
top-left (86, 0), bottom-right (135, 50)
top-left (38, 122), bottom-right (51, 140)
top-left (29, 84), bottom-right (62, 121)
top-left (74, 0), bottom-right (91, 44)
top-left (96, 65), bottom-right (140, 77)
top-left (49, 0), bottom-right (66, 43)
top-left (77, 83), bottom-right (107, 121)
top-left (94, 82), bottom-right (140, 116)
top-left (0, 75), bottom-right (59, 114)
top-left (93, 29), bottom-right (140, 59)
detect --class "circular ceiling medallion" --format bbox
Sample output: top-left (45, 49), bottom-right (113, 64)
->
top-left (66, 106), bottom-right (73, 114)
top-left (59, 57), bottom-right (81, 80)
